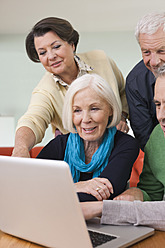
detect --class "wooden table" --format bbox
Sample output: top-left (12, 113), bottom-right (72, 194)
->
top-left (131, 230), bottom-right (165, 248)
top-left (1, 229), bottom-right (165, 248)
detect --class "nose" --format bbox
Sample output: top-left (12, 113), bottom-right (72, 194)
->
top-left (82, 111), bottom-right (91, 123)
top-left (47, 50), bottom-right (56, 60)
top-left (157, 106), bottom-right (165, 123)
top-left (150, 53), bottom-right (161, 67)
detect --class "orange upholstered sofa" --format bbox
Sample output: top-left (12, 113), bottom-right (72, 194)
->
top-left (0, 146), bottom-right (144, 187)
top-left (0, 146), bottom-right (43, 158)
top-left (129, 149), bottom-right (144, 187)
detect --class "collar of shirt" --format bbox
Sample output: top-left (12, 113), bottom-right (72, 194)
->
top-left (52, 55), bottom-right (93, 89)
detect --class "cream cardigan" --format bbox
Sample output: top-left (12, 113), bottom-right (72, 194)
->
top-left (16, 50), bottom-right (128, 144)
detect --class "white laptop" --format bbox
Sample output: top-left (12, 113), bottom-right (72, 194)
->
top-left (0, 155), bottom-right (154, 248)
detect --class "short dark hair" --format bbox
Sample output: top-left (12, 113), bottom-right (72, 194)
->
top-left (26, 17), bottom-right (79, 63)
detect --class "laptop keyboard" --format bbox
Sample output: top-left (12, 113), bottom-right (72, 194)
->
top-left (88, 230), bottom-right (117, 247)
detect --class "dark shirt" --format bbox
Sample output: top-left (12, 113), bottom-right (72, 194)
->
top-left (126, 60), bottom-right (158, 151)
top-left (37, 131), bottom-right (139, 202)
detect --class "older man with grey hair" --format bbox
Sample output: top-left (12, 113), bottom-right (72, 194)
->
top-left (126, 12), bottom-right (165, 150)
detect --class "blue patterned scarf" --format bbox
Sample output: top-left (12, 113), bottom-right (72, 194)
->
top-left (64, 127), bottom-right (117, 183)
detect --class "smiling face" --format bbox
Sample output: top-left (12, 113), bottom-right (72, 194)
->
top-left (34, 31), bottom-right (77, 83)
top-left (139, 27), bottom-right (165, 76)
top-left (72, 87), bottom-right (112, 144)
top-left (154, 76), bottom-right (165, 137)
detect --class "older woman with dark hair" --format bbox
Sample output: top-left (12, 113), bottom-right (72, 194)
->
top-left (26, 17), bottom-right (79, 63)
top-left (37, 73), bottom-right (139, 202)
top-left (12, 17), bottom-right (129, 158)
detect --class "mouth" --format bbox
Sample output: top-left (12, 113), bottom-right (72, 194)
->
top-left (148, 64), bottom-right (165, 76)
top-left (50, 60), bottom-right (62, 67)
top-left (152, 66), bottom-right (159, 71)
top-left (160, 123), bottom-right (165, 132)
top-left (148, 65), bottom-right (159, 73)
top-left (83, 127), bottom-right (96, 133)
top-left (152, 67), bottom-right (159, 73)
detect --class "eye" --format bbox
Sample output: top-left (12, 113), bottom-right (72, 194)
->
top-left (142, 50), bottom-right (150, 56)
top-left (39, 51), bottom-right (46, 56)
top-left (155, 103), bottom-right (161, 108)
top-left (91, 107), bottom-right (99, 111)
top-left (53, 44), bottom-right (61, 49)
top-left (158, 49), bottom-right (165, 54)
top-left (73, 109), bottom-right (81, 113)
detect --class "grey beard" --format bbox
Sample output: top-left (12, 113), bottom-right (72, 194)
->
top-left (154, 63), bottom-right (165, 78)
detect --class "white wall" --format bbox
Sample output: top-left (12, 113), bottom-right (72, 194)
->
top-left (0, 31), bottom-right (141, 146)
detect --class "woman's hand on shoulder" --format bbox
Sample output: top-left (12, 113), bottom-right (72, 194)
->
top-left (116, 112), bottom-right (129, 133)
top-left (116, 119), bottom-right (129, 134)
top-left (75, 177), bottom-right (113, 201)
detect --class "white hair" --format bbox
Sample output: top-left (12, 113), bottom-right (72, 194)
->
top-left (156, 64), bottom-right (165, 78)
top-left (62, 73), bottom-right (121, 133)
top-left (135, 12), bottom-right (165, 42)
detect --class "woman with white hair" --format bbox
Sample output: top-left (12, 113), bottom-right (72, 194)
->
top-left (37, 73), bottom-right (139, 202)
